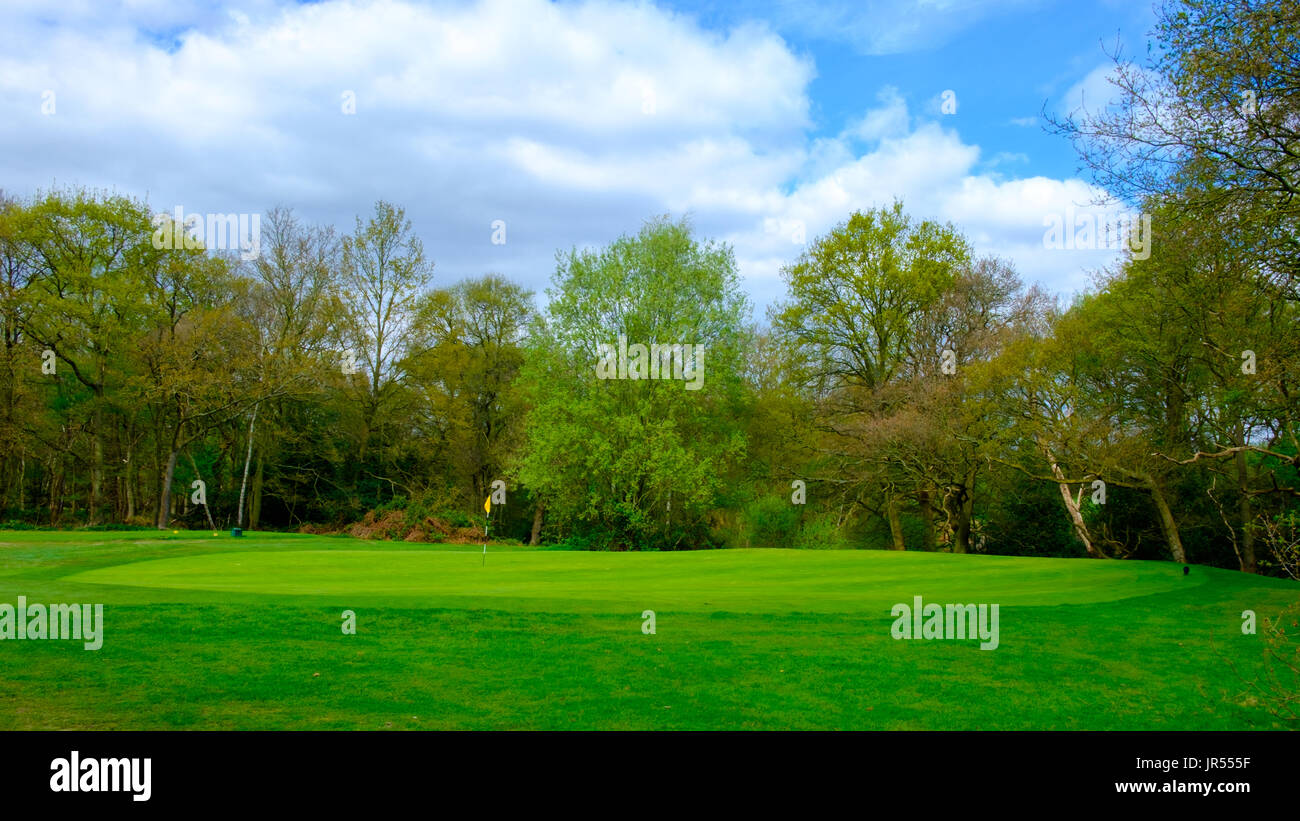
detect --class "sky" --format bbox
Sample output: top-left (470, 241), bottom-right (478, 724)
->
top-left (0, 0), bottom-right (1159, 317)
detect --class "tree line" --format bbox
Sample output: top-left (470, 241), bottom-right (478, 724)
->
top-left (0, 0), bottom-right (1295, 575)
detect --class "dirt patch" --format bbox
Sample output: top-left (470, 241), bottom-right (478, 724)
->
top-left (296, 522), bottom-right (344, 536)
top-left (296, 511), bottom-right (485, 544)
top-left (346, 510), bottom-right (405, 541)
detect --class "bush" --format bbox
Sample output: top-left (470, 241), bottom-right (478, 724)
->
top-left (441, 509), bottom-right (475, 529)
top-left (375, 496), bottom-right (410, 513)
top-left (795, 513), bottom-right (853, 550)
top-left (741, 495), bottom-right (803, 548)
top-left (0, 521), bottom-right (51, 530)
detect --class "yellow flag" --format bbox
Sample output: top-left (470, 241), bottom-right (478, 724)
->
top-left (484, 496), bottom-right (491, 514)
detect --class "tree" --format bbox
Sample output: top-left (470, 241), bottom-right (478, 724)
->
top-left (881, 257), bottom-right (1046, 554)
top-left (338, 200), bottom-right (433, 474)
top-left (773, 202), bottom-right (972, 549)
top-left (1048, 0), bottom-right (1300, 299)
top-left (134, 217), bottom-right (261, 529)
top-left (0, 193), bottom-right (45, 516)
top-left (405, 274), bottom-right (535, 507)
top-left (1042, 0), bottom-right (1300, 568)
top-left (238, 206), bottom-right (341, 528)
top-left (517, 216), bottom-right (750, 549)
top-left (17, 190), bottom-right (161, 523)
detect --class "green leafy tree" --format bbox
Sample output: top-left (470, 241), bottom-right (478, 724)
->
top-left (405, 274), bottom-right (535, 509)
top-left (518, 216), bottom-right (749, 549)
top-left (773, 202), bottom-right (972, 549)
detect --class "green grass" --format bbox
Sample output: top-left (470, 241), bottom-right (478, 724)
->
top-left (0, 529), bottom-right (1296, 729)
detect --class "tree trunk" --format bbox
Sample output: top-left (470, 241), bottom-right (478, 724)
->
top-left (187, 452), bottom-right (217, 531)
top-left (48, 461), bottom-right (63, 526)
top-left (251, 456), bottom-right (264, 530)
top-left (946, 469), bottom-right (978, 554)
top-left (1042, 444), bottom-right (1099, 557)
top-left (1234, 447), bottom-right (1257, 573)
top-left (529, 503), bottom-right (545, 546)
top-left (124, 442), bottom-right (135, 521)
top-left (1057, 479), bottom-right (1098, 557)
top-left (157, 449), bottom-right (178, 530)
top-left (1145, 477), bottom-right (1187, 564)
top-left (886, 491), bottom-right (905, 550)
top-left (952, 488), bottom-right (972, 554)
top-left (237, 403), bottom-right (258, 529)
top-left (918, 488), bottom-right (936, 551)
top-left (90, 422), bottom-right (104, 525)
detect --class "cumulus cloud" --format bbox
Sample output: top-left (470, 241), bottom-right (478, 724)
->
top-left (724, 108), bottom-right (1124, 309)
top-left (0, 0), bottom-right (1127, 316)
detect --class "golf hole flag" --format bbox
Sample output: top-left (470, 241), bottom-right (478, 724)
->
top-left (482, 496), bottom-right (490, 565)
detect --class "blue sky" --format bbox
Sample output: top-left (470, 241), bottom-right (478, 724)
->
top-left (0, 0), bottom-right (1160, 315)
top-left (667, 0), bottom-right (1156, 183)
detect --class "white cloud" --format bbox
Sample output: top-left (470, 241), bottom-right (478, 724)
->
top-left (1058, 62), bottom-right (1122, 118)
top-left (984, 151), bottom-right (1030, 167)
top-left (722, 95), bottom-right (1129, 308)
top-left (0, 0), bottom-right (1125, 317)
top-left (843, 86), bottom-right (910, 143)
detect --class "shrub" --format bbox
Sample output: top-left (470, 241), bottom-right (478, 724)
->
top-left (795, 513), bottom-right (853, 550)
top-left (741, 495), bottom-right (803, 548)
top-left (441, 509), bottom-right (475, 529)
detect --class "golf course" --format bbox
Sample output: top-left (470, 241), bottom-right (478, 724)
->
top-left (1, 530), bottom-right (1296, 730)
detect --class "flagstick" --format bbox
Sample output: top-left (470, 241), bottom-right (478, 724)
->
top-left (483, 508), bottom-right (489, 566)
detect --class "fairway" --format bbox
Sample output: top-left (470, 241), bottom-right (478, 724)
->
top-left (2, 530), bottom-right (1297, 730)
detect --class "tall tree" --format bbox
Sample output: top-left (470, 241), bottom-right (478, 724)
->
top-left (406, 274), bottom-right (534, 507)
top-left (338, 201), bottom-right (432, 476)
top-left (773, 202), bottom-right (971, 549)
top-left (518, 216), bottom-right (750, 549)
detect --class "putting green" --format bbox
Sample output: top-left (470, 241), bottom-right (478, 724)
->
top-left (66, 548), bottom-right (1206, 611)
